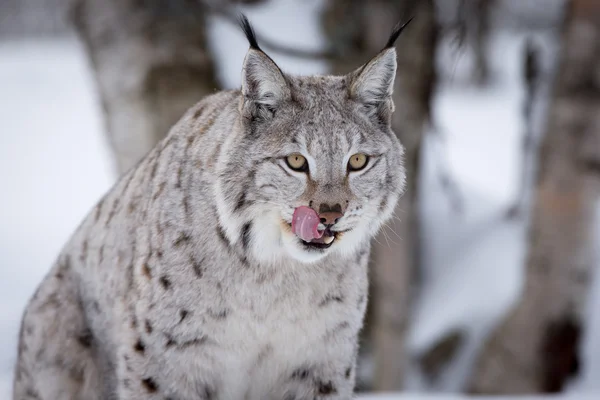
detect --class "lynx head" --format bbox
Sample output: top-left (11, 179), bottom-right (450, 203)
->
top-left (215, 16), bottom-right (409, 265)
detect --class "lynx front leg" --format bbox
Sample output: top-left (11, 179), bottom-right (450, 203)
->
top-left (13, 263), bottom-right (102, 400)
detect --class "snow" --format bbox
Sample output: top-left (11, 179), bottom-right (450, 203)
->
top-left (404, 32), bottom-right (534, 392)
top-left (1, 6), bottom-right (599, 400)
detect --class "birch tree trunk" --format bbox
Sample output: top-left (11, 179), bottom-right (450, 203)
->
top-left (469, 0), bottom-right (600, 392)
top-left (69, 0), bottom-right (219, 175)
top-left (323, 0), bottom-right (437, 390)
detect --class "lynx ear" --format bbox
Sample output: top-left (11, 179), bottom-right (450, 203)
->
top-left (239, 15), bottom-right (290, 118)
top-left (349, 19), bottom-right (412, 119)
top-left (349, 48), bottom-right (397, 107)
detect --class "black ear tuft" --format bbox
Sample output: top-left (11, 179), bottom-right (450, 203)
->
top-left (385, 17), bottom-right (414, 49)
top-left (239, 14), bottom-right (261, 50)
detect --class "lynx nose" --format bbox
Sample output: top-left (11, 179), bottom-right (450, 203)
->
top-left (318, 203), bottom-right (344, 226)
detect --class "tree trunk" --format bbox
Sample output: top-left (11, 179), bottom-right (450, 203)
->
top-left (323, 0), bottom-right (437, 390)
top-left (69, 0), bottom-right (219, 175)
top-left (469, 0), bottom-right (600, 393)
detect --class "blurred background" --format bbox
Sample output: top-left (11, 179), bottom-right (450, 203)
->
top-left (1, 0), bottom-right (599, 398)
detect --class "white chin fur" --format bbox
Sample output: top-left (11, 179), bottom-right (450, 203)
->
top-left (281, 232), bottom-right (329, 264)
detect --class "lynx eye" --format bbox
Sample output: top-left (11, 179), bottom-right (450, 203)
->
top-left (348, 153), bottom-right (369, 171)
top-left (286, 154), bottom-right (308, 172)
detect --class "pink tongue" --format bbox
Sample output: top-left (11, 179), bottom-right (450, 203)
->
top-left (292, 206), bottom-right (324, 242)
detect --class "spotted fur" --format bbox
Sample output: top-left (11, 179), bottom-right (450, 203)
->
top-left (13, 16), bottom-right (407, 400)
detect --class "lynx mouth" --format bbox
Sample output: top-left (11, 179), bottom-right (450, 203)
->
top-left (283, 218), bottom-right (349, 251)
top-left (301, 228), bottom-right (337, 250)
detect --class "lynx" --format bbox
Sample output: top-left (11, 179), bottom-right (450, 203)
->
top-left (14, 16), bottom-right (407, 400)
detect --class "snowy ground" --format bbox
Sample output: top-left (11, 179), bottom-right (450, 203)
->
top-left (1, 3), bottom-right (599, 399)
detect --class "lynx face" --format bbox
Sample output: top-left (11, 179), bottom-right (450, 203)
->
top-left (216, 21), bottom-right (407, 264)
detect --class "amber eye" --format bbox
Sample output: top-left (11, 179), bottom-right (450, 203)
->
top-left (348, 153), bottom-right (369, 171)
top-left (286, 154), bottom-right (308, 172)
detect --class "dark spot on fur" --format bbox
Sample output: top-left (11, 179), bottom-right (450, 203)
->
top-left (183, 194), bottom-right (191, 217)
top-left (191, 256), bottom-right (203, 278)
top-left (127, 200), bottom-right (137, 214)
top-left (216, 225), bottom-right (230, 247)
top-left (192, 104), bottom-right (206, 119)
top-left (141, 377), bottom-right (158, 392)
top-left (198, 384), bottom-right (215, 399)
top-left (379, 197), bottom-right (388, 212)
top-left (241, 222), bottom-right (252, 250)
top-left (256, 343), bottom-right (273, 366)
top-left (355, 248), bottom-right (367, 264)
top-left (99, 245), bottom-right (104, 263)
top-left (134, 339), bottom-right (145, 354)
top-left (291, 368), bottom-right (310, 380)
top-left (176, 166), bottom-right (183, 188)
top-left (150, 161), bottom-right (159, 180)
top-left (324, 321), bottom-right (352, 341)
top-left (37, 292), bottom-right (60, 312)
top-left (179, 309), bottom-right (189, 323)
top-left (153, 182), bottom-right (166, 200)
top-left (145, 320), bottom-right (153, 334)
top-left (234, 192), bottom-right (246, 212)
top-left (142, 263), bottom-right (152, 279)
top-left (121, 168), bottom-right (136, 194)
top-left (25, 324), bottom-right (33, 336)
top-left (165, 334), bottom-right (208, 349)
top-left (77, 329), bottom-right (93, 348)
top-left (94, 198), bottom-right (104, 222)
top-left (317, 380), bottom-right (337, 395)
top-left (159, 276), bottom-right (171, 290)
top-left (123, 378), bottom-right (130, 388)
top-left (106, 198), bottom-right (120, 227)
top-left (186, 134), bottom-right (195, 150)
top-left (336, 321), bottom-right (350, 331)
top-left (345, 366), bottom-right (352, 379)
top-left (165, 334), bottom-right (176, 348)
top-left (253, 271), bottom-right (266, 284)
top-left (319, 293), bottom-right (344, 307)
top-left (208, 308), bottom-right (229, 320)
top-left (173, 232), bottom-right (191, 247)
top-left (238, 254), bottom-right (251, 268)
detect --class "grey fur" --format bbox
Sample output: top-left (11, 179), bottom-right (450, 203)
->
top-left (14, 19), bottom-right (406, 400)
